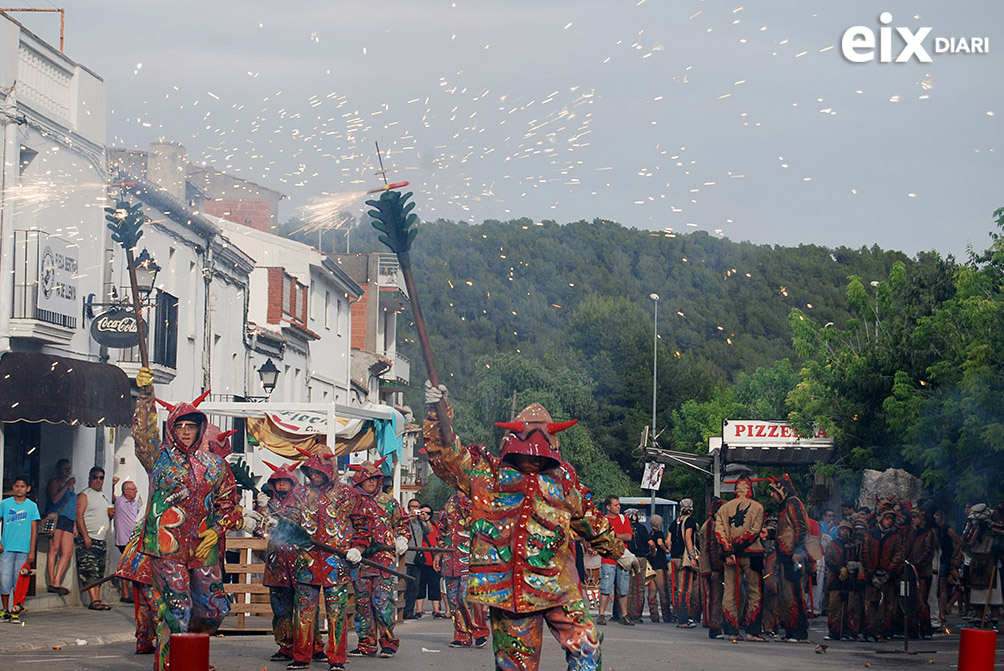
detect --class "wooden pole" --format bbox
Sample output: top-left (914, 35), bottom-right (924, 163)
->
top-left (124, 246), bottom-right (150, 370)
top-left (397, 252), bottom-right (453, 447)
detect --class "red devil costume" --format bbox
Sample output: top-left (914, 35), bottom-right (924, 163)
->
top-left (423, 385), bottom-right (634, 671)
top-left (289, 450), bottom-right (358, 670)
top-left (861, 500), bottom-right (904, 640)
top-left (255, 460), bottom-right (309, 664)
top-left (824, 520), bottom-right (864, 640)
top-left (348, 459), bottom-right (409, 658)
top-left (767, 474), bottom-right (811, 642)
top-left (131, 376), bottom-right (243, 670)
top-left (905, 505), bottom-right (936, 639)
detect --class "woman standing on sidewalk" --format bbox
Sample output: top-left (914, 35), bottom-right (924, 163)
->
top-left (45, 459), bottom-right (76, 595)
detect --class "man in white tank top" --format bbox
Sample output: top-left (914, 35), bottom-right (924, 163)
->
top-left (75, 466), bottom-right (113, 610)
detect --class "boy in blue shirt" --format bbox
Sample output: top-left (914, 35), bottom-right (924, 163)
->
top-left (1, 477), bottom-right (40, 622)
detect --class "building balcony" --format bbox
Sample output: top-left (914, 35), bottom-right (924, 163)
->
top-left (376, 254), bottom-right (409, 304)
top-left (383, 352), bottom-right (410, 385)
top-left (10, 230), bottom-right (77, 346)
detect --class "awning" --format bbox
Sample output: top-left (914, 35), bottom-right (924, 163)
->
top-left (0, 351), bottom-right (133, 426)
top-left (198, 401), bottom-right (404, 460)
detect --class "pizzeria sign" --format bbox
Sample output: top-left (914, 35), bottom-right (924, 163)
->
top-left (722, 419), bottom-right (833, 448)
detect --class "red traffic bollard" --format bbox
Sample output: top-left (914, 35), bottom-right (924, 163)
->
top-left (170, 632), bottom-right (210, 671)
top-left (958, 628), bottom-right (997, 671)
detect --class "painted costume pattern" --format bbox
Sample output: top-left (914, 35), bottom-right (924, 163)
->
top-left (439, 492), bottom-right (490, 644)
top-left (424, 401), bottom-right (625, 671)
top-left (349, 464), bottom-right (409, 656)
top-left (131, 389), bottom-right (242, 671)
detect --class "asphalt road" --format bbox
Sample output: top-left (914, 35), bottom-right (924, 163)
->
top-left (0, 616), bottom-right (984, 671)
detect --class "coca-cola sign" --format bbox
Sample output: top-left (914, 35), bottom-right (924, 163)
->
top-left (89, 308), bottom-right (140, 348)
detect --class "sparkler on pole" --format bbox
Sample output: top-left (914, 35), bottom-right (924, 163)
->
top-left (104, 200), bottom-right (151, 371)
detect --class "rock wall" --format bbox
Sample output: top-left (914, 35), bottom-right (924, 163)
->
top-left (858, 468), bottom-right (925, 509)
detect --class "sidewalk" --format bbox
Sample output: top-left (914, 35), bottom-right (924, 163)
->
top-left (0, 602), bottom-right (137, 653)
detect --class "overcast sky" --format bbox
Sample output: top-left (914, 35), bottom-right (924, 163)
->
top-left (15, 1), bottom-right (1004, 258)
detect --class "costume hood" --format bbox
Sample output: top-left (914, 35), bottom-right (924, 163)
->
top-left (767, 473), bottom-right (798, 501)
top-left (495, 402), bottom-right (576, 470)
top-left (156, 390), bottom-right (211, 455)
top-left (262, 460), bottom-right (300, 495)
top-left (295, 446), bottom-right (337, 487)
top-left (349, 458), bottom-right (387, 493)
top-left (204, 423), bottom-right (238, 459)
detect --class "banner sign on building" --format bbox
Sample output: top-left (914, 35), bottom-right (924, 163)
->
top-left (36, 233), bottom-right (78, 319)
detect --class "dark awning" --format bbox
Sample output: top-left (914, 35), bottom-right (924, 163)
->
top-left (0, 352), bottom-right (133, 427)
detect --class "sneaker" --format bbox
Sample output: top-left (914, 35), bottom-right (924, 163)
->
top-left (9, 612), bottom-right (20, 624)
top-left (823, 634), bottom-right (836, 641)
top-left (313, 651), bottom-right (328, 661)
top-left (286, 663), bottom-right (310, 670)
top-left (270, 652), bottom-right (293, 662)
top-left (449, 641), bottom-right (470, 648)
top-left (474, 636), bottom-right (489, 648)
top-left (0, 611), bottom-right (8, 622)
top-left (379, 648), bottom-right (396, 658)
top-left (348, 649), bottom-right (374, 658)
top-left (329, 665), bottom-right (346, 671)
top-left (595, 615), bottom-right (607, 625)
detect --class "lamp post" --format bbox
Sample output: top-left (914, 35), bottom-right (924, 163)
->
top-left (649, 293), bottom-right (659, 518)
top-left (257, 358), bottom-right (279, 399)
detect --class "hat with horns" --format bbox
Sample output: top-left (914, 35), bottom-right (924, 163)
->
top-left (262, 459), bottom-right (300, 493)
top-left (495, 402), bottom-right (576, 470)
top-left (348, 457), bottom-right (388, 487)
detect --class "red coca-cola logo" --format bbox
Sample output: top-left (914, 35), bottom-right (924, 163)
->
top-left (89, 308), bottom-right (140, 348)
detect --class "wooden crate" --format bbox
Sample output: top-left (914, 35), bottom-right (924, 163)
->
top-left (220, 536), bottom-right (407, 633)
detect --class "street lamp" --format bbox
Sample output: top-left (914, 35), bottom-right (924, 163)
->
top-left (133, 248), bottom-right (161, 300)
top-left (649, 293), bottom-right (659, 439)
top-left (257, 358), bottom-right (279, 398)
top-left (649, 293), bottom-right (659, 518)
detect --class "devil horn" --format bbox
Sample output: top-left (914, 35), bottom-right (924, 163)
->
top-left (154, 397), bottom-right (176, 411)
top-left (547, 419), bottom-right (578, 434)
top-left (192, 389), bottom-right (212, 407)
top-left (262, 460), bottom-right (280, 472)
top-left (219, 429), bottom-right (238, 441)
top-left (495, 421), bottom-right (526, 432)
top-left (348, 464), bottom-right (363, 472)
top-left (374, 456), bottom-right (387, 468)
top-left (293, 446), bottom-right (314, 458)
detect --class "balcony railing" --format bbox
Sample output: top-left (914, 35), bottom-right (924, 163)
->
top-left (385, 352), bottom-right (410, 384)
top-left (11, 231), bottom-right (76, 345)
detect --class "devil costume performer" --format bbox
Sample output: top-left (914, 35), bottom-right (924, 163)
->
top-left (131, 370), bottom-right (243, 670)
top-left (715, 477), bottom-right (765, 640)
top-left (698, 498), bottom-right (725, 639)
top-left (423, 383), bottom-right (637, 671)
top-left (254, 461), bottom-right (310, 664)
top-left (767, 474), bottom-right (811, 642)
top-left (289, 451), bottom-right (358, 670)
top-left (348, 459), bottom-right (410, 658)
top-left (905, 506), bottom-right (936, 639)
top-left (861, 501), bottom-right (904, 641)
top-left (439, 491), bottom-right (491, 647)
top-left (824, 520), bottom-right (864, 640)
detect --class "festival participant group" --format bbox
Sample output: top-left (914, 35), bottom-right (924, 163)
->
top-left (3, 368), bottom-right (1001, 671)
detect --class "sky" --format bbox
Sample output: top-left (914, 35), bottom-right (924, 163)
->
top-left (13, 0), bottom-right (1004, 258)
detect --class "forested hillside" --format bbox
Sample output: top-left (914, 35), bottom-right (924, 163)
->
top-left (284, 214), bottom-right (964, 502)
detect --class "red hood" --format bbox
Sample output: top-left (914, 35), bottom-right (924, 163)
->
top-left (204, 424), bottom-right (238, 458)
top-left (156, 390), bottom-right (211, 455)
top-left (349, 458), bottom-right (386, 493)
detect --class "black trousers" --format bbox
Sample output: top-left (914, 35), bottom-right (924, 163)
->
top-left (404, 563), bottom-right (422, 615)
